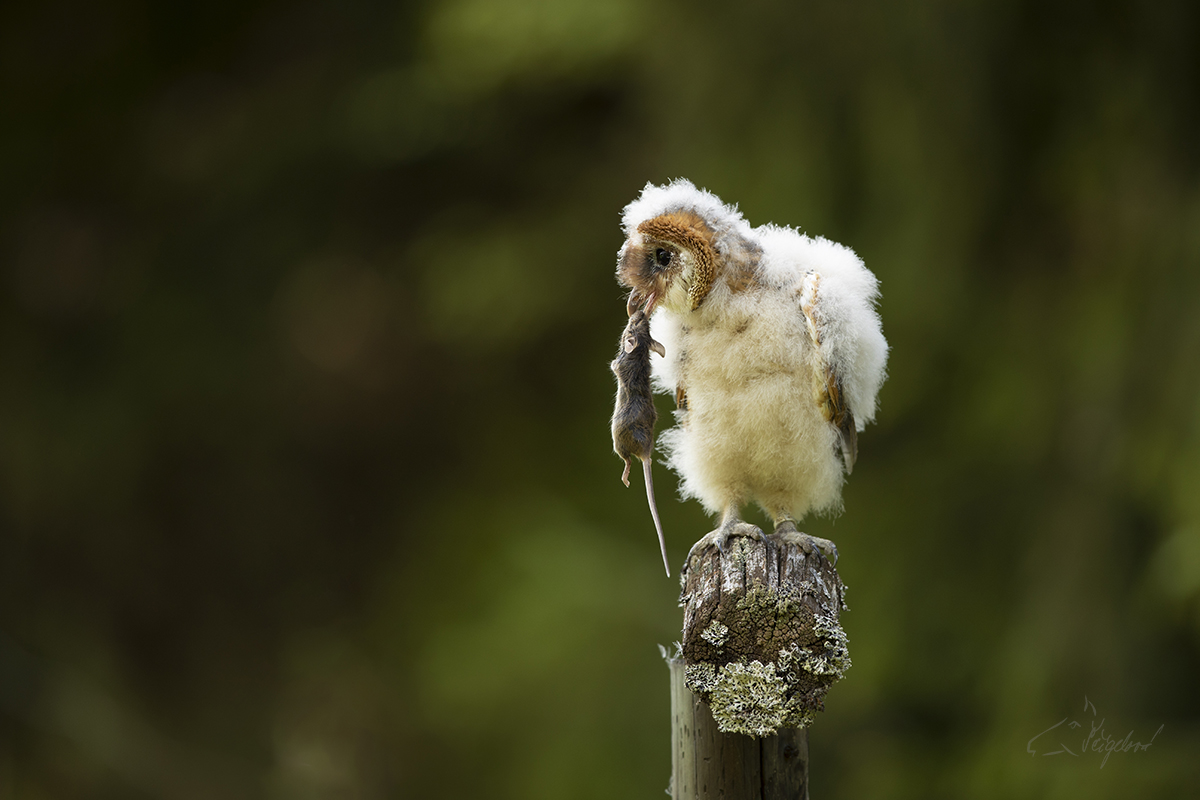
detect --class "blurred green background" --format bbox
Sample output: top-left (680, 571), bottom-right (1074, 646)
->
top-left (2, 0), bottom-right (1199, 797)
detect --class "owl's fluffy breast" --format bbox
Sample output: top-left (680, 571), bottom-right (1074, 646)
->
top-left (650, 282), bottom-right (844, 519)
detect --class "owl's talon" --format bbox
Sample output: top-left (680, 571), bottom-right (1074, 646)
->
top-left (719, 521), bottom-right (765, 553)
top-left (687, 521), bottom-right (764, 564)
top-left (770, 520), bottom-right (839, 566)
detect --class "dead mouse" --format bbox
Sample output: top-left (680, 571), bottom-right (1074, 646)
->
top-left (611, 307), bottom-right (670, 576)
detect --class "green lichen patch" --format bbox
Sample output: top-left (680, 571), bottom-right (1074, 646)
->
top-left (700, 620), bottom-right (730, 648)
top-left (685, 611), bottom-right (850, 735)
top-left (708, 660), bottom-right (790, 737)
top-left (684, 662), bottom-right (718, 692)
top-left (809, 614), bottom-right (852, 677)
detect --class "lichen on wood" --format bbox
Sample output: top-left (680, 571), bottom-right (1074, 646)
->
top-left (679, 531), bottom-right (849, 737)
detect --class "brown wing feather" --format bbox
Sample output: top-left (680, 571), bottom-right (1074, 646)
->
top-left (675, 384), bottom-right (688, 410)
top-left (798, 272), bottom-right (857, 474)
top-left (824, 367), bottom-right (858, 473)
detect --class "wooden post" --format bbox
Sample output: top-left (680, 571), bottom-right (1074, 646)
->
top-left (668, 533), bottom-right (848, 799)
top-left (669, 657), bottom-right (810, 798)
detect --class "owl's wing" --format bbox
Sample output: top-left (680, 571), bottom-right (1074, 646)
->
top-left (798, 272), bottom-right (857, 473)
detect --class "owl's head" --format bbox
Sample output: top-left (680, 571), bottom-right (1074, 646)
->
top-left (616, 179), bottom-right (754, 316)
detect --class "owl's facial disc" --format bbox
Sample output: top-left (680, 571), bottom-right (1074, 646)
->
top-left (634, 213), bottom-right (717, 311)
top-left (617, 211), bottom-right (718, 315)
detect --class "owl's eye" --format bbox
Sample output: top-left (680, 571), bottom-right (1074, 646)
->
top-left (654, 248), bottom-right (672, 268)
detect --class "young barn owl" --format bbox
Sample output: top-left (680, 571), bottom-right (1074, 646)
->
top-left (616, 179), bottom-right (888, 564)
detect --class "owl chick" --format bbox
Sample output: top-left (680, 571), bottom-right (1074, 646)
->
top-left (616, 179), bottom-right (888, 564)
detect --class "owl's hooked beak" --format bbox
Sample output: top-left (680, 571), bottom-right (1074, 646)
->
top-left (626, 289), bottom-right (658, 317)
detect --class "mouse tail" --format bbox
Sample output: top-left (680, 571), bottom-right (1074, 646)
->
top-left (643, 457), bottom-right (670, 577)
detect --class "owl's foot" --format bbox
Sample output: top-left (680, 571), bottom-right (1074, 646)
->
top-left (770, 520), bottom-right (839, 566)
top-left (687, 520), bottom-right (764, 563)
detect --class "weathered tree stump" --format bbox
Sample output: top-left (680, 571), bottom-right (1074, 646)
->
top-left (668, 532), bottom-right (849, 799)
